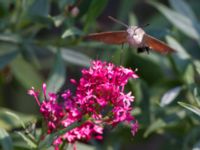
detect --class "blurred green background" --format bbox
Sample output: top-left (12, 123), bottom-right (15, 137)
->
top-left (0, 0), bottom-right (200, 150)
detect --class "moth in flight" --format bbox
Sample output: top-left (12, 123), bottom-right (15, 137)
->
top-left (85, 16), bottom-right (175, 54)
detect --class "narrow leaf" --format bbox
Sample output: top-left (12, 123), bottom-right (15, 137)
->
top-left (178, 102), bottom-right (200, 117)
top-left (114, 0), bottom-right (135, 29)
top-left (61, 48), bottom-right (90, 67)
top-left (10, 55), bottom-right (43, 89)
top-left (5, 111), bottom-right (25, 129)
top-left (49, 47), bottom-right (90, 67)
top-left (28, 0), bottom-right (49, 17)
top-left (62, 27), bottom-right (83, 38)
top-left (76, 142), bottom-right (94, 150)
top-left (39, 121), bottom-right (83, 149)
top-left (0, 34), bottom-right (21, 44)
top-left (166, 35), bottom-right (191, 59)
top-left (160, 86), bottom-right (182, 107)
top-left (46, 50), bottom-right (66, 93)
top-left (0, 50), bottom-right (18, 70)
top-left (144, 119), bottom-right (166, 137)
top-left (183, 127), bottom-right (200, 150)
top-left (0, 108), bottom-right (36, 130)
top-left (183, 64), bottom-right (194, 84)
top-left (193, 140), bottom-right (200, 150)
top-left (50, 15), bottom-right (65, 27)
top-left (193, 60), bottom-right (200, 75)
top-left (193, 86), bottom-right (200, 107)
top-left (16, 132), bottom-right (37, 149)
top-left (0, 128), bottom-right (13, 150)
top-left (166, 35), bottom-right (191, 74)
top-left (169, 0), bottom-right (197, 22)
top-left (129, 13), bottom-right (138, 26)
top-left (149, 1), bottom-right (200, 40)
top-left (84, 0), bottom-right (108, 31)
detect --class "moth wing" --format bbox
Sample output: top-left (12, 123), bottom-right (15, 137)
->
top-left (144, 34), bottom-right (175, 54)
top-left (85, 31), bottom-right (128, 44)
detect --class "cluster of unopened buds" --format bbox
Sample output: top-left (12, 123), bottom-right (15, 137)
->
top-left (28, 60), bottom-right (139, 150)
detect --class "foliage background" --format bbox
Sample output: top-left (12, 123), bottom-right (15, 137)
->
top-left (0, 0), bottom-right (200, 150)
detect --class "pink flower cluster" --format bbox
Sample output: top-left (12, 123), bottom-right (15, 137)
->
top-left (28, 60), bottom-right (138, 149)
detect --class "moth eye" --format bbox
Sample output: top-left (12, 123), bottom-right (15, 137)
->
top-left (133, 32), bottom-right (137, 36)
top-left (133, 31), bottom-right (139, 36)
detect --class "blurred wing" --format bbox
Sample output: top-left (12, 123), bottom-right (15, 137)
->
top-left (144, 34), bottom-right (176, 54)
top-left (85, 31), bottom-right (127, 44)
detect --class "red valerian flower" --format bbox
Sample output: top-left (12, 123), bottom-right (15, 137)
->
top-left (28, 60), bottom-right (138, 150)
top-left (75, 60), bottom-right (138, 129)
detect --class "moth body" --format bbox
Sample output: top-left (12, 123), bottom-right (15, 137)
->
top-left (126, 26), bottom-right (146, 48)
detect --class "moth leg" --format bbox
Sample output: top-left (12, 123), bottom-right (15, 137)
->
top-left (144, 46), bottom-right (150, 54)
top-left (121, 43), bottom-right (124, 49)
top-left (137, 47), bottom-right (150, 54)
top-left (137, 47), bottom-right (145, 53)
top-left (120, 43), bottom-right (125, 65)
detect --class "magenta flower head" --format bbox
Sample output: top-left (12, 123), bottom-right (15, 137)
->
top-left (75, 60), bottom-right (138, 133)
top-left (28, 60), bottom-right (139, 150)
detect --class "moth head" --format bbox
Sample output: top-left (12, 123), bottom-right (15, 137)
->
top-left (126, 26), bottom-right (146, 45)
top-left (127, 26), bottom-right (145, 37)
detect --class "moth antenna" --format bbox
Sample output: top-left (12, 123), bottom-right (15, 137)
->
top-left (108, 16), bottom-right (129, 28)
top-left (134, 23), bottom-right (150, 33)
top-left (142, 23), bottom-right (150, 28)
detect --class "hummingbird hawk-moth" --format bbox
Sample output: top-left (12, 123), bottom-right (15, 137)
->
top-left (85, 16), bottom-right (175, 54)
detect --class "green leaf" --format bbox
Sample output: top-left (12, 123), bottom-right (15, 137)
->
top-left (38, 121), bottom-right (83, 149)
top-left (168, 0), bottom-right (200, 42)
top-left (166, 35), bottom-right (191, 75)
top-left (50, 15), bottom-right (65, 27)
top-left (125, 50), bottom-right (164, 85)
top-left (26, 0), bottom-right (52, 25)
top-left (0, 34), bottom-right (21, 44)
top-left (166, 35), bottom-right (191, 59)
top-left (46, 50), bottom-right (66, 93)
top-left (0, 128), bottom-right (13, 150)
top-left (84, 0), bottom-right (108, 32)
top-left (183, 127), bottom-right (200, 150)
top-left (129, 13), bottom-right (138, 26)
top-left (61, 48), bottom-right (90, 67)
top-left (183, 64), bottom-right (195, 84)
top-left (149, 1), bottom-right (200, 40)
top-left (21, 43), bottom-right (41, 69)
top-left (144, 119), bottom-right (166, 137)
top-left (166, 36), bottom-right (192, 74)
top-left (0, 50), bottom-right (18, 70)
top-left (0, 108), bottom-right (36, 130)
top-left (193, 140), bottom-right (200, 150)
top-left (16, 132), bottom-right (37, 149)
top-left (193, 86), bottom-right (200, 107)
top-left (76, 142), bottom-right (94, 150)
top-left (5, 111), bottom-right (25, 129)
top-left (10, 55), bottom-right (43, 89)
top-left (62, 27), bottom-right (83, 38)
top-left (28, 0), bottom-right (49, 17)
top-left (58, 0), bottom-right (76, 9)
top-left (160, 86), bottom-right (182, 107)
top-left (49, 47), bottom-right (91, 67)
top-left (113, 0), bottom-right (136, 29)
top-left (129, 79), bottom-right (150, 124)
top-left (169, 0), bottom-right (197, 22)
top-left (178, 102), bottom-right (200, 117)
top-left (193, 60), bottom-right (200, 76)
